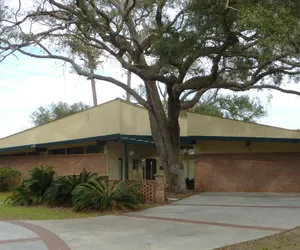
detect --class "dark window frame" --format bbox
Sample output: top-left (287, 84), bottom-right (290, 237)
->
top-left (67, 146), bottom-right (85, 155)
top-left (48, 148), bottom-right (66, 155)
top-left (85, 144), bottom-right (105, 154)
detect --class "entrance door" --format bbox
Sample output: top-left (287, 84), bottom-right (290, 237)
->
top-left (118, 158), bottom-right (123, 180)
top-left (145, 159), bottom-right (157, 180)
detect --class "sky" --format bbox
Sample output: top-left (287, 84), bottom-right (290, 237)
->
top-left (1, 52), bottom-right (300, 139)
top-left (0, 52), bottom-right (141, 138)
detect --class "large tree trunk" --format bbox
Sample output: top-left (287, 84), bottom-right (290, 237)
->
top-left (145, 81), bottom-right (187, 193)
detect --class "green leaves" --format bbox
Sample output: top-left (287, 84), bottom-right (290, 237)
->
top-left (72, 179), bottom-right (144, 212)
top-left (238, 1), bottom-right (300, 50)
top-left (0, 167), bottom-right (22, 192)
top-left (5, 166), bottom-right (54, 206)
top-left (30, 101), bottom-right (91, 126)
top-left (43, 169), bottom-right (100, 206)
top-left (5, 167), bottom-right (143, 212)
top-left (192, 92), bottom-right (267, 122)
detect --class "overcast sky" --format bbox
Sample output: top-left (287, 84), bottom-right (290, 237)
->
top-left (1, 52), bottom-right (300, 139)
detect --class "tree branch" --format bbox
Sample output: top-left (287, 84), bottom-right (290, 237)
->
top-left (16, 47), bottom-right (150, 109)
top-left (227, 84), bottom-right (300, 96)
top-left (180, 89), bottom-right (207, 110)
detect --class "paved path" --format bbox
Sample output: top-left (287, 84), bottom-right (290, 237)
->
top-left (0, 221), bottom-right (70, 250)
top-left (1, 193), bottom-right (300, 250)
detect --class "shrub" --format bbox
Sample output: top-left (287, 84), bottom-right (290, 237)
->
top-left (185, 178), bottom-right (194, 190)
top-left (0, 167), bottom-right (22, 191)
top-left (4, 184), bottom-right (37, 206)
top-left (72, 179), bottom-right (144, 212)
top-left (43, 169), bottom-right (99, 206)
top-left (5, 166), bottom-right (55, 206)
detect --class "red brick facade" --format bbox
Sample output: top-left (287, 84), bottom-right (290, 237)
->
top-left (195, 152), bottom-right (300, 193)
top-left (107, 176), bottom-right (165, 204)
top-left (0, 154), bottom-right (107, 177)
top-left (154, 175), bottom-right (165, 204)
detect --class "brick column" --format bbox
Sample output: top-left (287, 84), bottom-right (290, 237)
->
top-left (154, 175), bottom-right (165, 204)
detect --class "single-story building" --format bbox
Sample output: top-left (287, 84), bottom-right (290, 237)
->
top-left (1, 98), bottom-right (300, 193)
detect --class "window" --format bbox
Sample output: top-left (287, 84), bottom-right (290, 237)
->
top-left (86, 144), bottom-right (104, 154)
top-left (28, 148), bottom-right (47, 156)
top-left (49, 148), bottom-right (66, 155)
top-left (67, 146), bottom-right (84, 155)
top-left (132, 159), bottom-right (139, 170)
top-left (28, 151), bottom-right (40, 156)
top-left (118, 158), bottom-right (123, 180)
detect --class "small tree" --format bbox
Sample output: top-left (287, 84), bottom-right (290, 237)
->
top-left (30, 102), bottom-right (90, 126)
top-left (2, 0), bottom-right (300, 193)
top-left (192, 92), bottom-right (267, 122)
top-left (125, 85), bottom-right (267, 122)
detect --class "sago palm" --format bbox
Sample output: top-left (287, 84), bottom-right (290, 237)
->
top-left (72, 179), bottom-right (143, 212)
top-left (5, 166), bottom-right (55, 206)
top-left (43, 169), bottom-right (99, 206)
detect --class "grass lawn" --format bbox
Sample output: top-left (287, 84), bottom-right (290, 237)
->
top-left (216, 227), bottom-right (300, 250)
top-left (0, 204), bottom-right (103, 220)
top-left (0, 192), bottom-right (10, 202)
top-left (0, 192), bottom-right (154, 220)
top-left (0, 192), bottom-right (103, 220)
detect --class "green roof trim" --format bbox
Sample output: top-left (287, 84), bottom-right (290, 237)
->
top-left (1, 134), bottom-right (300, 154)
top-left (0, 134), bottom-right (120, 153)
top-left (189, 136), bottom-right (300, 143)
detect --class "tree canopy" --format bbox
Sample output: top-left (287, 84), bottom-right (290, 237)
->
top-left (1, 0), bottom-right (300, 193)
top-left (30, 102), bottom-right (90, 126)
top-left (192, 92), bottom-right (267, 122)
top-left (127, 85), bottom-right (267, 122)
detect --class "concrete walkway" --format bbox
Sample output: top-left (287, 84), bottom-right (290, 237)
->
top-left (1, 193), bottom-right (300, 250)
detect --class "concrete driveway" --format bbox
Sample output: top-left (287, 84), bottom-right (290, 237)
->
top-left (2, 193), bottom-right (300, 250)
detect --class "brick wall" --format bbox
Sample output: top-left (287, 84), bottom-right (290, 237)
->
top-left (195, 152), bottom-right (300, 193)
top-left (108, 175), bottom-right (165, 204)
top-left (0, 154), bottom-right (107, 177)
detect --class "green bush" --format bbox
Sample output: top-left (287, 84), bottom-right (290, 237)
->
top-left (5, 184), bottom-right (36, 206)
top-left (5, 166), bottom-right (55, 206)
top-left (72, 179), bottom-right (144, 212)
top-left (0, 167), bottom-right (22, 192)
top-left (43, 169), bottom-right (99, 206)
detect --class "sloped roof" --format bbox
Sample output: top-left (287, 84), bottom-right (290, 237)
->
top-left (1, 98), bottom-right (300, 152)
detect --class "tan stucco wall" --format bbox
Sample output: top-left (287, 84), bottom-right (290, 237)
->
top-left (106, 141), bottom-right (163, 180)
top-left (195, 140), bottom-right (300, 154)
top-left (183, 156), bottom-right (195, 179)
top-left (120, 100), bottom-right (187, 136)
top-left (0, 100), bottom-right (121, 149)
top-left (106, 141), bottom-right (125, 180)
top-left (106, 140), bottom-right (193, 180)
top-left (187, 113), bottom-right (300, 139)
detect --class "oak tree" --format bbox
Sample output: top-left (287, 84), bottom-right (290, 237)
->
top-left (2, 0), bottom-right (300, 192)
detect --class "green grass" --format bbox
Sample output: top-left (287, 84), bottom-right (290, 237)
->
top-left (0, 192), bottom-right (150, 220)
top-left (0, 203), bottom-right (102, 220)
top-left (0, 192), bottom-right (10, 202)
top-left (0, 192), bottom-right (101, 220)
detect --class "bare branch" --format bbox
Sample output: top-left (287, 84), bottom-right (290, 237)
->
top-left (180, 89), bottom-right (207, 110)
top-left (222, 84), bottom-right (300, 96)
top-left (16, 48), bottom-right (150, 109)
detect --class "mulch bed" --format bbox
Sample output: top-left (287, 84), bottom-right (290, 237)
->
top-left (215, 226), bottom-right (300, 250)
